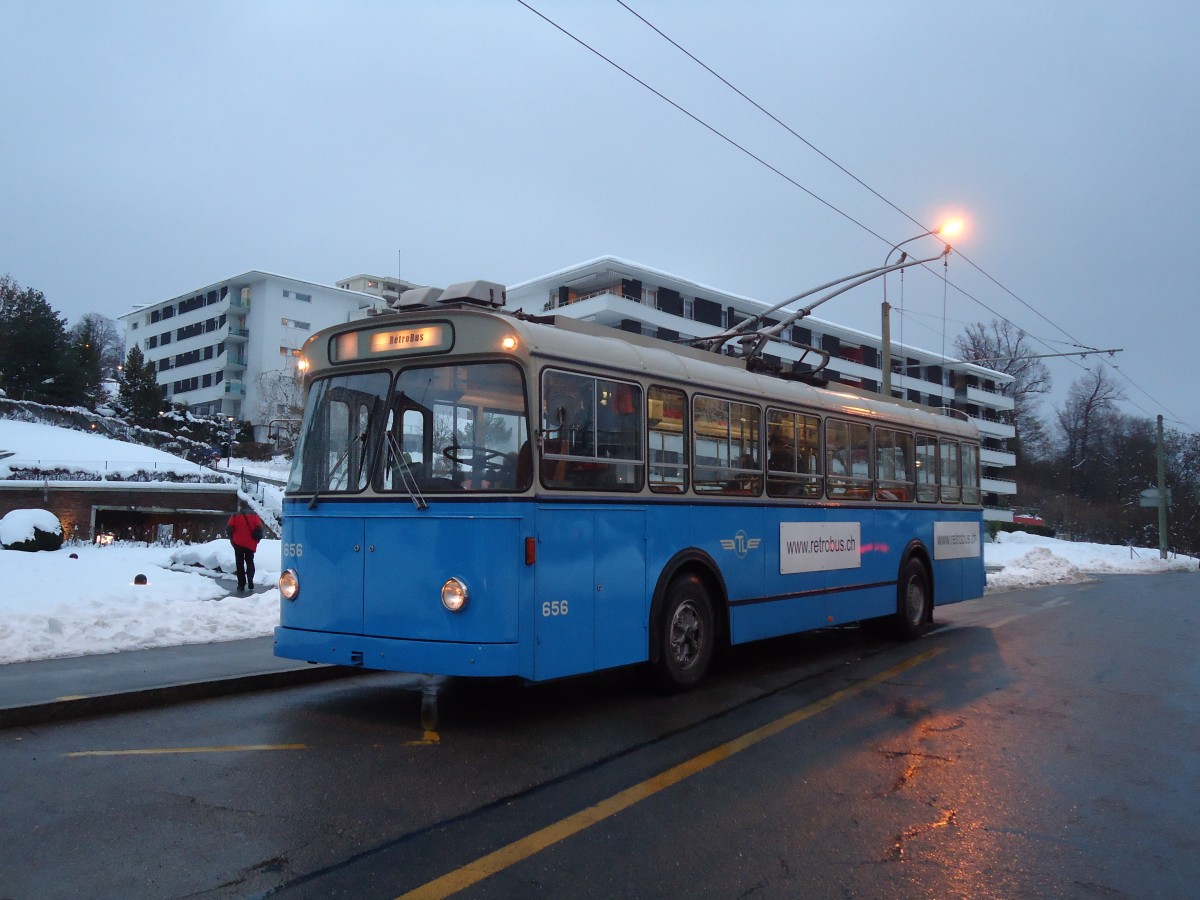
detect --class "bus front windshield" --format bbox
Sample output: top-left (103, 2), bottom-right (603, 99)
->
top-left (287, 370), bottom-right (392, 494)
top-left (383, 361), bottom-right (530, 493)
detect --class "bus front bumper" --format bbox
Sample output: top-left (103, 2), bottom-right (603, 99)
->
top-left (273, 626), bottom-right (521, 677)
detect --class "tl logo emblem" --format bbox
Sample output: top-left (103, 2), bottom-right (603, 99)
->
top-left (720, 530), bottom-right (761, 559)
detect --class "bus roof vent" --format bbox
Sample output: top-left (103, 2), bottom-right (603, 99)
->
top-left (392, 286), bottom-right (443, 309)
top-left (439, 280), bottom-right (506, 308)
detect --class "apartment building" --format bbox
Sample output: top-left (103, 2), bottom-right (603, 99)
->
top-left (118, 272), bottom-right (383, 439)
top-left (505, 256), bottom-right (1017, 520)
top-left (335, 274), bottom-right (422, 307)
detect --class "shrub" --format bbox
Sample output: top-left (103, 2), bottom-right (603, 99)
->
top-left (1, 508), bottom-right (65, 552)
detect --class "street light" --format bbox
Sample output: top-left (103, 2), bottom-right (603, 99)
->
top-left (881, 220), bottom-right (964, 397)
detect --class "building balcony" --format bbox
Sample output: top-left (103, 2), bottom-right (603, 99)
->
top-left (973, 417), bottom-right (1017, 440)
top-left (982, 475), bottom-right (1017, 496)
top-left (225, 326), bottom-right (249, 342)
top-left (224, 381), bottom-right (246, 396)
top-left (225, 354), bottom-right (247, 370)
top-left (957, 384), bottom-right (1014, 410)
top-left (981, 447), bottom-right (1016, 468)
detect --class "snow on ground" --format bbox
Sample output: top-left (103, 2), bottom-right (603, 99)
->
top-left (0, 529), bottom-right (1194, 666)
top-left (2, 411), bottom-right (1196, 666)
top-left (0, 539), bottom-right (282, 665)
top-left (984, 530), bottom-right (1195, 592)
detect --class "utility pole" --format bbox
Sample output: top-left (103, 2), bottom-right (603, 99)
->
top-left (1157, 414), bottom-right (1168, 560)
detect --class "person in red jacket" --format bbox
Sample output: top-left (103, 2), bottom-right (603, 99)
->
top-left (226, 501), bottom-right (265, 593)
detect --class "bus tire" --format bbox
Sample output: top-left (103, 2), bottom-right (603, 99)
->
top-left (896, 556), bottom-right (931, 641)
top-left (654, 573), bottom-right (715, 690)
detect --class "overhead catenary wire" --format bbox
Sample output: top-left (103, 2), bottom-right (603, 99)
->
top-left (612, 1), bottom-right (1186, 426)
top-left (517, 1), bottom-right (1187, 427)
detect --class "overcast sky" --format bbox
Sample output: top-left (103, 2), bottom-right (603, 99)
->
top-left (4, 1), bottom-right (1198, 430)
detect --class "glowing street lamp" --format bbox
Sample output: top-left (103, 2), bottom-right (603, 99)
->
top-left (881, 220), bottom-right (965, 397)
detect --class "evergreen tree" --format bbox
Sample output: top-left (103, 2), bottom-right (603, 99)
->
top-left (118, 344), bottom-right (166, 425)
top-left (68, 315), bottom-right (119, 409)
top-left (0, 274), bottom-right (76, 403)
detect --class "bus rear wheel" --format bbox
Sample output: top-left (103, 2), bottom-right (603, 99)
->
top-left (896, 557), bottom-right (931, 641)
top-left (654, 574), bottom-right (715, 690)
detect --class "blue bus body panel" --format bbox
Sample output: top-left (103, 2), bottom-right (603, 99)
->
top-left (274, 497), bottom-right (984, 680)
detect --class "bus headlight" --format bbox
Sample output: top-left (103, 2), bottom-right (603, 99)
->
top-left (441, 577), bottom-right (469, 612)
top-left (279, 568), bottom-right (300, 601)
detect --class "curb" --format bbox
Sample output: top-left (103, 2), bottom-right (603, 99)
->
top-left (0, 664), bottom-right (368, 730)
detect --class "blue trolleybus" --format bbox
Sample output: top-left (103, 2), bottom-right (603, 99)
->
top-left (274, 280), bottom-right (985, 687)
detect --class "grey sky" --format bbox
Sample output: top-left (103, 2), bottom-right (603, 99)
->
top-left (3, 1), bottom-right (1197, 430)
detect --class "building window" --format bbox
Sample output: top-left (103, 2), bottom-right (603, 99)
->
top-left (281, 318), bottom-right (311, 330)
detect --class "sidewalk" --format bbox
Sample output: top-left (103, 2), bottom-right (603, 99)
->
top-left (0, 631), bottom-right (364, 730)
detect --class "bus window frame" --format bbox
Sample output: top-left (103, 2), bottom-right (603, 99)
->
top-left (940, 438), bottom-right (962, 504)
top-left (647, 384), bottom-right (689, 494)
top-left (874, 426), bottom-right (915, 503)
top-left (915, 432), bottom-right (939, 503)
top-left (825, 417), bottom-right (872, 501)
top-left (766, 406), bottom-right (822, 499)
top-left (960, 441), bottom-right (981, 505)
top-left (691, 393), bottom-right (762, 496)
top-left (539, 368), bottom-right (645, 492)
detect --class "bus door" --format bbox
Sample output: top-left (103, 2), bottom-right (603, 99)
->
top-left (534, 507), bottom-right (647, 680)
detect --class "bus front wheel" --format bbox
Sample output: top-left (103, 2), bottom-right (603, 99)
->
top-left (654, 574), bottom-right (715, 690)
top-left (896, 557), bottom-right (931, 641)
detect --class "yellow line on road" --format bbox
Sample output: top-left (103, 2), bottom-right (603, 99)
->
top-left (65, 744), bottom-right (306, 757)
top-left (397, 646), bottom-right (945, 900)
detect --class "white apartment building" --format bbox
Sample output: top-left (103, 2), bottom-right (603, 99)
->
top-left (505, 256), bottom-right (1018, 520)
top-left (119, 272), bottom-right (384, 439)
top-left (336, 274), bottom-right (423, 307)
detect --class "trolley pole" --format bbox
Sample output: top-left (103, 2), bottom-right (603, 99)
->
top-left (1157, 414), bottom-right (1168, 560)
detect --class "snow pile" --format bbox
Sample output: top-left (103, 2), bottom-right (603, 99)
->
top-left (984, 529), bottom-right (1195, 594)
top-left (985, 546), bottom-right (1091, 592)
top-left (0, 540), bottom-right (282, 664)
top-left (0, 508), bottom-right (63, 546)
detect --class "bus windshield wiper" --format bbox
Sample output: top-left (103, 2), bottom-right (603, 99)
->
top-left (386, 432), bottom-right (428, 510)
top-left (307, 446), bottom-right (352, 510)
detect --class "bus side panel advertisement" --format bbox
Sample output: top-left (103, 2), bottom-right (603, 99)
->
top-left (933, 521), bottom-right (982, 560)
top-left (780, 522), bottom-right (862, 574)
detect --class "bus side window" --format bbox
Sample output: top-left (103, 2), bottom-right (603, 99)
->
top-left (648, 385), bottom-right (688, 493)
top-left (826, 419), bottom-right (871, 499)
top-left (961, 442), bottom-right (980, 505)
top-left (540, 370), bottom-right (643, 491)
top-left (693, 396), bottom-right (760, 495)
top-left (940, 439), bottom-right (962, 503)
top-left (875, 427), bottom-right (914, 502)
top-left (915, 433), bottom-right (939, 503)
top-left (767, 408), bottom-right (821, 498)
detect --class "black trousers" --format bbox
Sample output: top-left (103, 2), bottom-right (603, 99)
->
top-left (234, 544), bottom-right (256, 589)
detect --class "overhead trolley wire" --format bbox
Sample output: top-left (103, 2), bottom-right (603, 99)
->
top-left (610, 2), bottom-right (1184, 425)
top-left (518, 1), bottom-right (1186, 426)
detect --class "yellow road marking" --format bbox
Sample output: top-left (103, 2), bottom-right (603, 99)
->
top-left (397, 647), bottom-right (945, 900)
top-left (65, 744), bottom-right (306, 757)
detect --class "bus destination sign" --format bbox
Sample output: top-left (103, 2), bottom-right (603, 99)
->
top-left (333, 323), bottom-right (452, 361)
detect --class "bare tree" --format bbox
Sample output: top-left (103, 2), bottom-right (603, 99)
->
top-left (954, 319), bottom-right (1051, 461)
top-left (1056, 367), bottom-right (1123, 495)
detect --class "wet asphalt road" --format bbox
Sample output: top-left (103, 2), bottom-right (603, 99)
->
top-left (2, 572), bottom-right (1198, 898)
